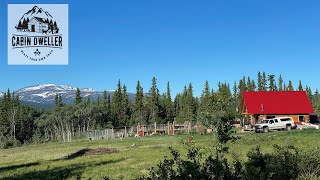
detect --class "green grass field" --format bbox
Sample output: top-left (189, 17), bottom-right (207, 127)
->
top-left (1, 129), bottom-right (320, 180)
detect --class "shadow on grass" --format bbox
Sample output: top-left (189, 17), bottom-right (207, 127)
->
top-left (1, 158), bottom-right (127, 180)
top-left (0, 162), bottom-right (40, 173)
top-left (55, 148), bottom-right (91, 160)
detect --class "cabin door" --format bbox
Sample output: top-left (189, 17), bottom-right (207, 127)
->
top-left (31, 25), bottom-right (35, 32)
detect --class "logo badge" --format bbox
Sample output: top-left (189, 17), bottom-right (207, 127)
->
top-left (8, 4), bottom-right (68, 65)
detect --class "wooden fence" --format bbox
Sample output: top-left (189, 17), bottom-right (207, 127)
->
top-left (85, 121), bottom-right (207, 141)
top-left (85, 127), bottom-right (136, 140)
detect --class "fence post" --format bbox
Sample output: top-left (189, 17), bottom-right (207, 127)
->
top-left (112, 128), bottom-right (114, 139)
top-left (137, 123), bottom-right (139, 136)
top-left (67, 131), bottom-right (69, 142)
top-left (168, 121), bottom-right (170, 135)
top-left (125, 126), bottom-right (127, 137)
top-left (173, 121), bottom-right (175, 135)
top-left (154, 122), bottom-right (157, 134)
top-left (143, 126), bottom-right (145, 137)
top-left (106, 129), bottom-right (109, 140)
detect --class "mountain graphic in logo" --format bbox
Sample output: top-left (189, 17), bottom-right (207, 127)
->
top-left (15, 6), bottom-right (59, 34)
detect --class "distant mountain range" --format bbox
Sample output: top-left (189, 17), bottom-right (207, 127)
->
top-left (0, 84), bottom-right (135, 109)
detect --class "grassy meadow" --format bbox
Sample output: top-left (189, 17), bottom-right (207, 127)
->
top-left (1, 129), bottom-right (320, 179)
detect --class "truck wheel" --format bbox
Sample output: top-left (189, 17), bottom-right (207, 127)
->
top-left (263, 127), bottom-right (269, 133)
top-left (286, 125), bottom-right (291, 131)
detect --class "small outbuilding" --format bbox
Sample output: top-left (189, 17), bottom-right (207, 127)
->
top-left (242, 91), bottom-right (314, 124)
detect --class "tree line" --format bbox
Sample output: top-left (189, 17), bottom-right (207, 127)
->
top-left (1, 72), bottom-right (320, 148)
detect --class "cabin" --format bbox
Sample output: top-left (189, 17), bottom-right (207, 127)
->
top-left (242, 91), bottom-right (314, 124)
top-left (28, 17), bottom-right (49, 33)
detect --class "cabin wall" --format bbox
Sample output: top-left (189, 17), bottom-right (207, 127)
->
top-left (251, 114), bottom-right (310, 124)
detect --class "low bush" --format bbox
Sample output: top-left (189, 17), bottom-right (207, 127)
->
top-left (138, 144), bottom-right (320, 180)
top-left (0, 136), bottom-right (21, 149)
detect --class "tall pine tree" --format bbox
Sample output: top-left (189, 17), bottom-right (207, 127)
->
top-left (133, 81), bottom-right (145, 124)
top-left (75, 88), bottom-right (82, 105)
top-left (288, 80), bottom-right (294, 91)
top-left (165, 82), bottom-right (174, 123)
top-left (111, 80), bottom-right (123, 127)
top-left (147, 77), bottom-right (161, 123)
top-left (268, 74), bottom-right (276, 91)
top-left (298, 80), bottom-right (303, 91)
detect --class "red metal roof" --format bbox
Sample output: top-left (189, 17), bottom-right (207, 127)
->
top-left (242, 91), bottom-right (314, 115)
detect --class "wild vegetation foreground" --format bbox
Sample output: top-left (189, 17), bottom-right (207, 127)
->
top-left (1, 129), bottom-right (320, 179)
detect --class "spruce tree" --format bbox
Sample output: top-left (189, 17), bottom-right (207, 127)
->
top-left (242, 77), bottom-right (247, 91)
top-left (278, 74), bottom-right (283, 91)
top-left (298, 80), bottom-right (303, 91)
top-left (251, 79), bottom-right (256, 91)
top-left (103, 90), bottom-right (108, 102)
top-left (262, 72), bottom-right (267, 90)
top-left (101, 91), bottom-right (112, 128)
top-left (121, 85), bottom-right (131, 126)
top-left (54, 94), bottom-right (63, 108)
top-left (288, 80), bottom-right (294, 91)
top-left (187, 83), bottom-right (196, 122)
top-left (233, 82), bottom-right (238, 113)
top-left (257, 72), bottom-right (263, 91)
top-left (148, 77), bottom-right (161, 123)
top-left (238, 78), bottom-right (247, 93)
top-left (247, 77), bottom-right (252, 91)
top-left (200, 81), bottom-right (211, 113)
top-left (165, 82), bottom-right (174, 123)
top-left (312, 89), bottom-right (320, 114)
top-left (197, 81), bottom-right (215, 126)
top-left (75, 88), bottom-right (82, 105)
top-left (111, 80), bottom-right (123, 127)
top-left (106, 93), bottom-right (112, 127)
top-left (306, 86), bottom-right (312, 100)
top-left (268, 74), bottom-right (276, 91)
top-left (173, 93), bottom-right (181, 119)
top-left (283, 82), bottom-right (287, 91)
top-left (176, 85), bottom-right (188, 123)
top-left (133, 81), bottom-right (144, 124)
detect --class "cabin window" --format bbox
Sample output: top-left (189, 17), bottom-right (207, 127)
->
top-left (299, 115), bottom-right (305, 122)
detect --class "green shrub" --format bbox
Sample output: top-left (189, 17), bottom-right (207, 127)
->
top-left (0, 137), bottom-right (21, 149)
top-left (136, 146), bottom-right (242, 180)
top-left (245, 145), bottom-right (298, 180)
top-left (138, 144), bottom-right (320, 180)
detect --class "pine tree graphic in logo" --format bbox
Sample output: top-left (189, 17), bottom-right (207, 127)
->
top-left (8, 4), bottom-right (68, 65)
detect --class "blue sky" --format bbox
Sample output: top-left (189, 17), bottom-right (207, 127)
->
top-left (1, 0), bottom-right (320, 96)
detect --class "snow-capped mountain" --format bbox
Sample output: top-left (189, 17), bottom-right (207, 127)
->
top-left (19, 6), bottom-right (53, 23)
top-left (0, 91), bottom-right (3, 98)
top-left (13, 84), bottom-right (134, 107)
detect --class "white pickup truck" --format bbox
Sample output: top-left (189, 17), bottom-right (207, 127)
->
top-left (254, 117), bottom-right (296, 133)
